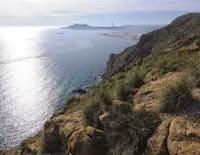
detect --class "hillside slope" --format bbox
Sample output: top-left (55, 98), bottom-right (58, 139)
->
top-left (105, 13), bottom-right (200, 78)
top-left (1, 13), bottom-right (200, 155)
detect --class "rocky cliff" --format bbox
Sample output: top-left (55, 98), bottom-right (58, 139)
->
top-left (1, 13), bottom-right (200, 155)
top-left (104, 13), bottom-right (200, 78)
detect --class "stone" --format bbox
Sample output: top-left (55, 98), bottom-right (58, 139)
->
top-left (68, 126), bottom-right (108, 155)
top-left (133, 72), bottom-right (182, 112)
top-left (146, 116), bottom-right (200, 155)
top-left (145, 119), bottom-right (172, 155)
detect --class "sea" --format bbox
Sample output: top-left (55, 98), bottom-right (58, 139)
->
top-left (0, 26), bottom-right (134, 149)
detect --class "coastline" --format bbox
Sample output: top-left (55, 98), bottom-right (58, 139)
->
top-left (101, 32), bottom-right (141, 41)
top-left (1, 13), bottom-right (200, 155)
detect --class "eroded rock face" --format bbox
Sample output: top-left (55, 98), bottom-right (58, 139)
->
top-left (133, 72), bottom-right (182, 112)
top-left (146, 119), bottom-right (172, 155)
top-left (68, 128), bottom-right (93, 155)
top-left (42, 111), bottom-right (83, 154)
top-left (146, 116), bottom-right (200, 155)
top-left (21, 136), bottom-right (43, 155)
top-left (85, 126), bottom-right (108, 150)
top-left (42, 111), bottom-right (109, 155)
top-left (68, 126), bottom-right (108, 155)
top-left (168, 117), bottom-right (200, 155)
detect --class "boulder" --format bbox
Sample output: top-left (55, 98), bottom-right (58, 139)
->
top-left (133, 72), bottom-right (182, 112)
top-left (68, 126), bottom-right (108, 155)
top-left (145, 119), bottom-right (171, 155)
top-left (68, 128), bottom-right (93, 155)
top-left (21, 135), bottom-right (43, 155)
top-left (44, 111), bottom-right (83, 153)
top-left (168, 117), bottom-right (200, 155)
top-left (42, 111), bottom-right (109, 155)
top-left (99, 113), bottom-right (110, 126)
top-left (85, 126), bottom-right (108, 150)
top-left (146, 116), bottom-right (200, 155)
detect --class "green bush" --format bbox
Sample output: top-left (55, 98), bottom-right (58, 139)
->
top-left (82, 101), bottom-right (102, 128)
top-left (82, 89), bottom-right (112, 128)
top-left (161, 76), bottom-right (193, 113)
top-left (186, 53), bottom-right (200, 87)
top-left (158, 59), bottom-right (181, 75)
top-left (107, 110), bottom-right (159, 155)
top-left (129, 72), bottom-right (144, 88)
top-left (158, 53), bottom-right (182, 75)
top-left (114, 83), bottom-right (131, 101)
top-left (141, 51), bottom-right (187, 76)
top-left (98, 89), bottom-right (112, 105)
top-left (113, 71), bottom-right (144, 101)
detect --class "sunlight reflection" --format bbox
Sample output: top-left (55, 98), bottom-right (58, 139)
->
top-left (0, 27), bottom-right (59, 148)
top-left (0, 27), bottom-right (42, 60)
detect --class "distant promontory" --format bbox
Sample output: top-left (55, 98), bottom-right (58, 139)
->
top-left (61, 23), bottom-right (125, 30)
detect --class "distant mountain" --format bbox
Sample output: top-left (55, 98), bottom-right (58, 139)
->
top-left (61, 24), bottom-right (126, 30)
top-left (65, 24), bottom-right (93, 29)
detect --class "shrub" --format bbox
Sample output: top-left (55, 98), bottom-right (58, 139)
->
top-left (117, 72), bottom-right (126, 79)
top-left (161, 76), bottom-right (194, 113)
top-left (82, 86), bottom-right (115, 128)
top-left (159, 59), bottom-right (181, 75)
top-left (113, 71), bottom-right (144, 101)
top-left (82, 101), bottom-right (102, 128)
top-left (98, 89), bottom-right (112, 105)
top-left (114, 83), bottom-right (131, 101)
top-left (155, 52), bottom-right (183, 75)
top-left (187, 53), bottom-right (200, 87)
top-left (107, 110), bottom-right (159, 155)
top-left (141, 51), bottom-right (187, 76)
top-left (128, 72), bottom-right (144, 88)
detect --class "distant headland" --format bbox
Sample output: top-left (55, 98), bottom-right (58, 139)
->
top-left (61, 23), bottom-right (126, 30)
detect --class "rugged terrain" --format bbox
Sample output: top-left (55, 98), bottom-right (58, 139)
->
top-left (1, 13), bottom-right (200, 155)
top-left (104, 13), bottom-right (200, 78)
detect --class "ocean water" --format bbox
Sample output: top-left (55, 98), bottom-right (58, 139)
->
top-left (0, 26), bottom-right (133, 149)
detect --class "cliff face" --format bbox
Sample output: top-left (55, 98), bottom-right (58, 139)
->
top-left (105, 13), bottom-right (200, 78)
top-left (1, 13), bottom-right (200, 155)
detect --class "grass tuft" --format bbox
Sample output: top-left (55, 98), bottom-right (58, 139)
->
top-left (161, 76), bottom-right (194, 113)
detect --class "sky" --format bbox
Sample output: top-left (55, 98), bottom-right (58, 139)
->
top-left (0, 0), bottom-right (199, 26)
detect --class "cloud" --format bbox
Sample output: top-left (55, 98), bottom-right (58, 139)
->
top-left (0, 0), bottom-right (199, 25)
top-left (0, 0), bottom-right (199, 17)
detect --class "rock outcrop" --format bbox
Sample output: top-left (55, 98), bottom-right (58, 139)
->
top-left (68, 126), bottom-right (108, 155)
top-left (25, 110), bottom-right (109, 155)
top-left (146, 116), bottom-right (200, 155)
top-left (133, 72), bottom-right (183, 112)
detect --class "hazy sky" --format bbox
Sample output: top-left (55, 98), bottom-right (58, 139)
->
top-left (0, 0), bottom-right (199, 26)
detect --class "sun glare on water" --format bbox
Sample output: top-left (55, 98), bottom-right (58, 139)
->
top-left (0, 26), bottom-right (59, 148)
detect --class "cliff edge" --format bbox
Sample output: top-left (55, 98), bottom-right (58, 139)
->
top-left (104, 13), bottom-right (200, 78)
